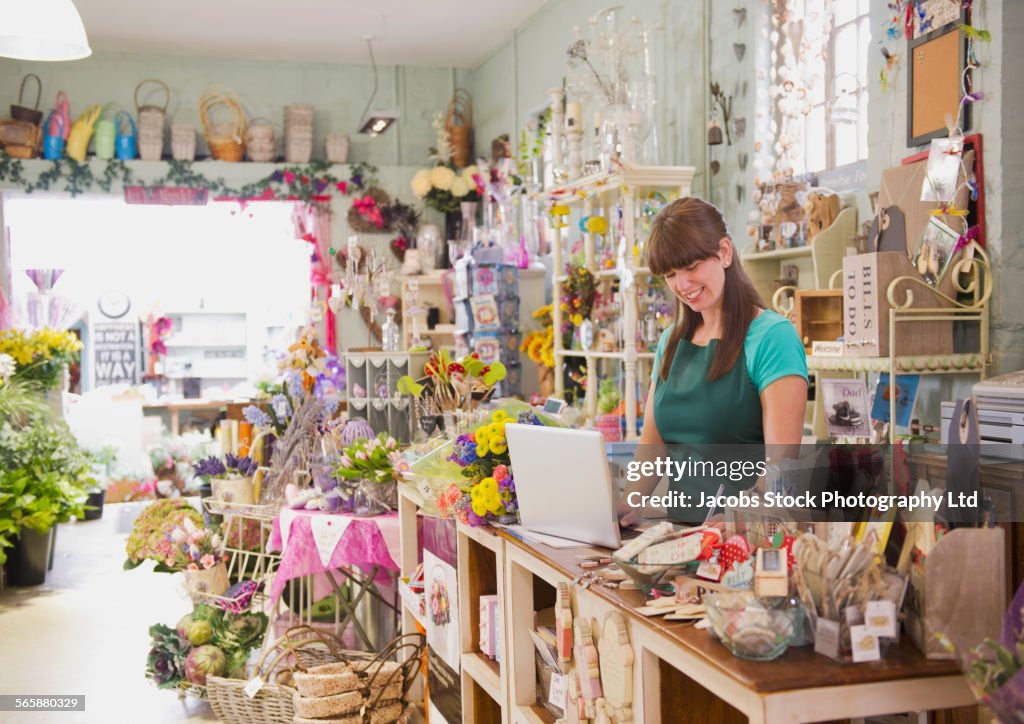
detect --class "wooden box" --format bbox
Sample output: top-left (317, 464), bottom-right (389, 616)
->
top-left (794, 290), bottom-right (843, 352)
top-left (841, 251), bottom-right (953, 358)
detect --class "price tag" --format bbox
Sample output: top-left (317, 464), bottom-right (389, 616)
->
top-left (548, 672), bottom-right (568, 711)
top-left (850, 624), bottom-right (881, 663)
top-left (865, 600), bottom-right (899, 639)
top-left (244, 676), bottom-right (265, 699)
top-left (814, 618), bottom-right (841, 660)
top-left (845, 605), bottom-right (864, 627)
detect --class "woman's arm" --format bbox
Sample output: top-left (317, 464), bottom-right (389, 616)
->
top-left (760, 374), bottom-right (807, 463)
top-left (616, 383), bottom-right (667, 526)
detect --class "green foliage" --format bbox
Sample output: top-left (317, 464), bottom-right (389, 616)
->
top-left (0, 377), bottom-right (46, 426)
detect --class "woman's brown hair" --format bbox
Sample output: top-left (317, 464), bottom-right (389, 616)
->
top-left (647, 197), bottom-right (765, 382)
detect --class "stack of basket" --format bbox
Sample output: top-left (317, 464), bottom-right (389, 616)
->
top-left (292, 660), bottom-right (407, 724)
top-left (171, 123), bottom-right (196, 161)
top-left (135, 80), bottom-right (168, 161)
top-left (246, 118), bottom-right (276, 162)
top-left (284, 103), bottom-right (313, 163)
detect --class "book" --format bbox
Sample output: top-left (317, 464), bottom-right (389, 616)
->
top-left (870, 373), bottom-right (921, 427)
top-left (821, 379), bottom-right (872, 439)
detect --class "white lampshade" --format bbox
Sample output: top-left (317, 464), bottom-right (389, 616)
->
top-left (0, 0), bottom-right (91, 61)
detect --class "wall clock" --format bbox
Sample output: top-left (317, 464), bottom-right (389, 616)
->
top-left (97, 290), bottom-right (131, 319)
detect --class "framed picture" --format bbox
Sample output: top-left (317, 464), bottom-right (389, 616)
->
top-left (821, 379), bottom-right (872, 440)
top-left (912, 216), bottom-right (960, 287)
top-left (907, 19), bottom-right (969, 146)
top-left (913, 0), bottom-right (965, 39)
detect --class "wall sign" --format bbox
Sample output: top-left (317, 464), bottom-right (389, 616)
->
top-left (93, 322), bottom-right (139, 386)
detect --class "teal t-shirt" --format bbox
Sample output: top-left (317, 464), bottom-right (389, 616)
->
top-left (650, 310), bottom-right (807, 445)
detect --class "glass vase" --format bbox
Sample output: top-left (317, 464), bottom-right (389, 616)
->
top-left (353, 478), bottom-right (398, 517)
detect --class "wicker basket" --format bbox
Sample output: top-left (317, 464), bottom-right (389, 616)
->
top-left (135, 79), bottom-right (168, 161)
top-left (171, 123), bottom-right (196, 161)
top-left (446, 88), bottom-right (473, 168)
top-left (246, 117), bottom-right (276, 162)
top-left (201, 86), bottom-right (247, 162)
top-left (207, 638), bottom-right (297, 724)
top-left (326, 132), bottom-right (349, 164)
top-left (11, 73), bottom-right (43, 125)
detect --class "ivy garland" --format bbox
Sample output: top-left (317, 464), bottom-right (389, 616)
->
top-left (0, 155), bottom-right (379, 203)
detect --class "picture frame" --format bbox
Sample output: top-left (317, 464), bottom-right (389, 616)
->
top-left (913, 0), bottom-right (964, 39)
top-left (912, 216), bottom-right (960, 287)
top-left (907, 17), bottom-right (969, 146)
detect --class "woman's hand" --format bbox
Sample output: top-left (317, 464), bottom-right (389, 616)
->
top-left (615, 499), bottom-right (642, 528)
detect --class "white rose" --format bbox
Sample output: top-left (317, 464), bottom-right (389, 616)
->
top-left (463, 165), bottom-right (479, 179)
top-left (429, 165), bottom-right (456, 191)
top-left (411, 169), bottom-right (432, 198)
top-left (450, 176), bottom-right (470, 198)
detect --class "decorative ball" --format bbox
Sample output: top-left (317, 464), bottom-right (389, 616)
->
top-left (339, 417), bottom-right (374, 447)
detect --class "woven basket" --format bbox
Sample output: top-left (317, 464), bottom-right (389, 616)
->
top-left (246, 117), bottom-right (276, 162)
top-left (207, 638), bottom-right (298, 724)
top-left (171, 123), bottom-right (196, 161)
top-left (326, 132), bottom-right (349, 164)
top-left (201, 86), bottom-right (247, 162)
top-left (135, 79), bottom-right (168, 161)
top-left (11, 73), bottom-right (42, 125)
top-left (446, 88), bottom-right (473, 168)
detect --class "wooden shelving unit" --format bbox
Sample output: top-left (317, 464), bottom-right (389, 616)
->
top-left (540, 164), bottom-right (695, 437)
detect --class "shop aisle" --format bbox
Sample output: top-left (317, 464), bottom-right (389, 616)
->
top-left (0, 508), bottom-right (216, 724)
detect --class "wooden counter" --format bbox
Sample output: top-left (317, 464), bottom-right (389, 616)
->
top-left (497, 530), bottom-right (974, 724)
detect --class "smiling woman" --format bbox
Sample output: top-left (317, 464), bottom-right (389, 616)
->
top-left (620, 197), bottom-right (808, 524)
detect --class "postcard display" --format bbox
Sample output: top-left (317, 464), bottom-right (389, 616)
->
top-left (452, 261), bottom-right (522, 397)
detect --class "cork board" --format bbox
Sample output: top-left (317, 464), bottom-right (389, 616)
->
top-left (908, 26), bottom-right (967, 145)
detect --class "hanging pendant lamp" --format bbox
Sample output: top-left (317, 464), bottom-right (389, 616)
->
top-left (0, 0), bottom-right (91, 62)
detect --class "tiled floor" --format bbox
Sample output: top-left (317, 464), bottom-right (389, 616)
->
top-left (0, 506), bottom-right (217, 724)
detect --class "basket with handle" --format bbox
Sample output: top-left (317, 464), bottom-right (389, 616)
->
top-left (115, 111), bottom-right (137, 160)
top-left (445, 88), bottom-right (473, 168)
top-left (170, 122), bottom-right (196, 161)
top-left (246, 116), bottom-right (276, 162)
top-left (206, 635), bottom-right (299, 724)
top-left (201, 85), bottom-right (247, 162)
top-left (11, 73), bottom-right (42, 125)
top-left (135, 79), bottom-right (168, 160)
top-left (42, 111), bottom-right (65, 160)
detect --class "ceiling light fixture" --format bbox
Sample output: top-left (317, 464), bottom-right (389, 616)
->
top-left (0, 0), bottom-right (91, 61)
top-left (358, 36), bottom-right (398, 136)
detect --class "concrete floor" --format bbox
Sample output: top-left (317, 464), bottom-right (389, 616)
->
top-left (0, 506), bottom-right (217, 724)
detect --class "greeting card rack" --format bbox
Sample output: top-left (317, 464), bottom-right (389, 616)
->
top-left (343, 350), bottom-right (430, 442)
top-left (540, 165), bottom-right (695, 438)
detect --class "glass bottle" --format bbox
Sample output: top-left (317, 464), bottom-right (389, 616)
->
top-left (381, 308), bottom-right (400, 352)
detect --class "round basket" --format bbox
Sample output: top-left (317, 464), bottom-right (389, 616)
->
top-left (325, 132), bottom-right (349, 164)
top-left (170, 123), bottom-right (196, 161)
top-left (200, 86), bottom-right (247, 162)
top-left (207, 638), bottom-right (297, 724)
top-left (134, 80), bottom-right (168, 158)
top-left (446, 88), bottom-right (473, 168)
top-left (246, 117), bottom-right (276, 162)
top-left (11, 73), bottom-right (42, 125)
top-left (347, 187), bottom-right (393, 234)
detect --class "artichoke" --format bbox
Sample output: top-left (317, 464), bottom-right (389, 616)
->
top-left (146, 623), bottom-right (191, 690)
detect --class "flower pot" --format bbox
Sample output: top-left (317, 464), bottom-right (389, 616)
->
top-left (184, 561), bottom-right (229, 598)
top-left (5, 527), bottom-right (53, 586)
top-left (211, 476), bottom-right (254, 505)
top-left (83, 489), bottom-right (106, 521)
top-left (352, 478), bottom-right (397, 517)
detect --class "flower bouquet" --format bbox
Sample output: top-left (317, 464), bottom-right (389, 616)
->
top-left (0, 327), bottom-right (82, 389)
top-left (397, 349), bottom-right (507, 416)
top-left (125, 498), bottom-right (205, 570)
top-left (167, 518), bottom-right (231, 598)
top-left (332, 432), bottom-right (404, 515)
top-left (411, 163), bottom-right (483, 215)
top-left (520, 304), bottom-right (556, 396)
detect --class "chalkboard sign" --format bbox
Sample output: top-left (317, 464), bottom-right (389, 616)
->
top-left (93, 322), bottom-right (139, 386)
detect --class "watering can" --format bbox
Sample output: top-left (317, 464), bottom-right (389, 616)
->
top-left (66, 104), bottom-right (103, 161)
top-left (42, 111), bottom-right (65, 160)
top-left (46, 91), bottom-right (70, 140)
top-left (115, 111), bottom-right (136, 160)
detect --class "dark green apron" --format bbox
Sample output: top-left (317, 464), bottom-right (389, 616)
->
top-left (653, 339), bottom-right (765, 522)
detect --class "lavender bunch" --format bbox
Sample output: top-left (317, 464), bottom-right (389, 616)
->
top-left (192, 456), bottom-right (226, 478)
top-left (224, 453), bottom-right (258, 477)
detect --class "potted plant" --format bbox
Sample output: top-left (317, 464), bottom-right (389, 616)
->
top-left (165, 517), bottom-right (229, 598)
top-left (333, 433), bottom-right (405, 516)
top-left (193, 454), bottom-right (259, 506)
top-left (83, 445), bottom-right (118, 521)
top-left (0, 327), bottom-right (82, 391)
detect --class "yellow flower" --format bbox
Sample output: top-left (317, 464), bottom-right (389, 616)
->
top-left (572, 313), bottom-right (583, 326)
top-left (476, 427), bottom-right (490, 445)
top-left (532, 304), bottom-right (553, 319)
top-left (471, 499), bottom-right (488, 517)
top-left (491, 410), bottom-right (508, 423)
top-left (489, 437), bottom-right (508, 455)
top-left (487, 422), bottom-right (506, 439)
top-left (485, 493), bottom-right (504, 514)
top-left (476, 442), bottom-right (489, 457)
top-left (478, 477), bottom-right (498, 495)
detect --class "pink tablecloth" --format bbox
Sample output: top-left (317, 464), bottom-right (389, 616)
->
top-left (267, 510), bottom-right (401, 604)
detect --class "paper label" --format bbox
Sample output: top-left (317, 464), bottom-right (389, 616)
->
top-left (845, 605), bottom-right (864, 627)
top-left (244, 675), bottom-right (265, 699)
top-left (549, 672), bottom-right (568, 710)
top-left (865, 600), bottom-right (899, 639)
top-left (850, 624), bottom-right (881, 662)
top-left (697, 551), bottom-right (722, 581)
top-left (814, 618), bottom-right (841, 660)
top-left (310, 514), bottom-right (353, 567)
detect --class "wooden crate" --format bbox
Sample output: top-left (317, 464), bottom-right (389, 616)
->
top-left (794, 289), bottom-right (843, 352)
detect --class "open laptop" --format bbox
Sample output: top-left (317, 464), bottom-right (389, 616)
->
top-left (505, 423), bottom-right (624, 548)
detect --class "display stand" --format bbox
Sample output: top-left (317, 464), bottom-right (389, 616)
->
top-left (542, 165), bottom-right (695, 438)
top-left (343, 350), bottom-right (429, 441)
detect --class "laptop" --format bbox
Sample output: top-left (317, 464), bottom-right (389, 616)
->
top-left (505, 423), bottom-right (623, 548)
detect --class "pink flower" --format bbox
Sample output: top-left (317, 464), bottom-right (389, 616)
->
top-left (493, 464), bottom-right (509, 483)
top-left (283, 171), bottom-right (296, 184)
top-left (355, 451), bottom-right (368, 461)
top-left (335, 181), bottom-right (348, 194)
top-left (200, 554), bottom-right (216, 569)
top-left (165, 558), bottom-right (175, 567)
top-left (187, 563), bottom-right (199, 571)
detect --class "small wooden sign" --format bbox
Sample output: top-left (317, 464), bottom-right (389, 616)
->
top-left (124, 185), bottom-right (209, 205)
top-left (597, 612), bottom-right (634, 722)
top-left (811, 340), bottom-right (846, 357)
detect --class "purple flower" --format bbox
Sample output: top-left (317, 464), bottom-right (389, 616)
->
top-left (315, 179), bottom-right (328, 193)
top-left (243, 405), bottom-right (271, 428)
top-left (286, 370), bottom-right (305, 398)
top-left (224, 454), bottom-right (258, 476)
top-left (193, 456), bottom-right (226, 478)
top-left (271, 394), bottom-right (291, 419)
top-left (467, 509), bottom-right (484, 526)
top-left (270, 171), bottom-right (283, 183)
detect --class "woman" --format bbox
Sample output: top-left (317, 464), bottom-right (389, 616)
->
top-left (620, 197), bottom-right (807, 524)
